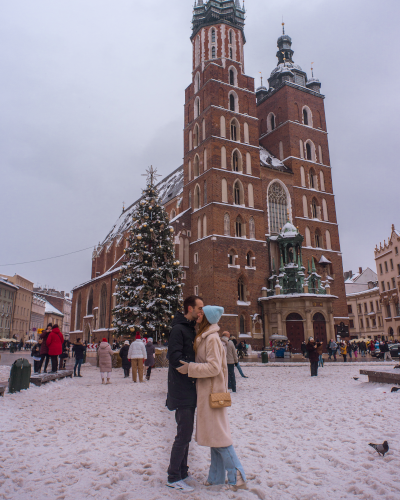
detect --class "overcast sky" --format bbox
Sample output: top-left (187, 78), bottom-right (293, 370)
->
top-left (0, 0), bottom-right (399, 293)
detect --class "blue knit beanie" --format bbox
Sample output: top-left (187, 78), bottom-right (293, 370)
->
top-left (203, 305), bottom-right (224, 325)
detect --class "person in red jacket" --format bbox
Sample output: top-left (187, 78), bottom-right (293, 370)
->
top-left (46, 324), bottom-right (64, 373)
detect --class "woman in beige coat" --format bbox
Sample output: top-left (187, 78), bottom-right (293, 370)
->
top-left (97, 338), bottom-right (113, 384)
top-left (177, 305), bottom-right (246, 490)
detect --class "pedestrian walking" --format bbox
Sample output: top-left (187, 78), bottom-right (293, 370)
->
top-left (31, 339), bottom-right (42, 374)
top-left (59, 339), bottom-right (69, 370)
top-left (166, 295), bottom-right (204, 492)
top-left (119, 340), bottom-right (131, 378)
top-left (381, 341), bottom-right (392, 361)
top-left (72, 338), bottom-right (86, 377)
top-left (128, 333), bottom-right (147, 382)
top-left (328, 339), bottom-right (337, 361)
top-left (340, 342), bottom-right (347, 362)
top-left (353, 342), bottom-right (358, 359)
top-left (306, 337), bottom-right (320, 376)
top-left (98, 338), bottom-right (113, 384)
top-left (46, 325), bottom-right (64, 373)
top-left (39, 324), bottom-right (52, 373)
top-left (359, 340), bottom-right (366, 357)
top-left (301, 341), bottom-right (307, 358)
top-left (221, 331), bottom-right (238, 392)
top-left (317, 341), bottom-right (324, 367)
top-left (145, 338), bottom-right (156, 380)
top-left (176, 305), bottom-right (247, 491)
top-left (369, 341), bottom-right (375, 355)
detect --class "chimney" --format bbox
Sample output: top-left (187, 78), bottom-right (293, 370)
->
top-left (358, 267), bottom-right (362, 274)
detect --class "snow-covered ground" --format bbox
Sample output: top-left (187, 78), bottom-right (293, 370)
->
top-left (0, 363), bottom-right (399, 500)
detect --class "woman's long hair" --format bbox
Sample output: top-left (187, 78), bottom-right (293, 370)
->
top-left (193, 315), bottom-right (211, 353)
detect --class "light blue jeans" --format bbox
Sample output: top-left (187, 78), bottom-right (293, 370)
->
top-left (207, 445), bottom-right (246, 485)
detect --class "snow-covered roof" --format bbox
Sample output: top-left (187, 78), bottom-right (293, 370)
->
top-left (44, 299), bottom-right (64, 317)
top-left (279, 221), bottom-right (298, 238)
top-left (346, 287), bottom-right (380, 298)
top-left (319, 255), bottom-right (332, 265)
top-left (259, 146), bottom-right (291, 173)
top-left (270, 62), bottom-right (303, 78)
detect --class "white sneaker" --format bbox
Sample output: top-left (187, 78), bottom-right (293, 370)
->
top-left (166, 480), bottom-right (194, 492)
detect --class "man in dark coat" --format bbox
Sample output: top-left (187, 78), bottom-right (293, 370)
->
top-left (166, 295), bottom-right (204, 492)
top-left (306, 337), bottom-right (320, 377)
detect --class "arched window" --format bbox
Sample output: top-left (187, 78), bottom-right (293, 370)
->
top-left (170, 209), bottom-right (176, 220)
top-left (203, 180), bottom-right (207, 205)
top-left (320, 171), bottom-right (325, 191)
top-left (194, 72), bottom-right (200, 93)
top-left (267, 112), bottom-right (276, 132)
top-left (246, 152), bottom-right (252, 175)
top-left (325, 230), bottom-right (332, 250)
top-left (309, 168), bottom-right (316, 189)
top-left (239, 314), bottom-right (245, 333)
top-left (311, 198), bottom-right (318, 219)
top-left (229, 69), bottom-right (235, 86)
top-left (193, 155), bottom-right (200, 177)
top-left (233, 180), bottom-right (244, 205)
top-left (300, 166), bottom-right (306, 187)
top-left (198, 217), bottom-right (202, 240)
top-left (99, 285), bottom-right (107, 329)
top-left (238, 278), bottom-right (246, 301)
top-left (229, 94), bottom-right (235, 111)
top-left (229, 30), bottom-right (233, 44)
top-left (305, 226), bottom-right (311, 247)
top-left (221, 178), bottom-right (228, 203)
top-left (220, 116), bottom-right (226, 138)
top-left (244, 123), bottom-right (249, 144)
top-left (203, 148), bottom-right (207, 170)
top-left (249, 217), bottom-right (255, 239)
top-left (221, 146), bottom-right (227, 169)
top-left (194, 124), bottom-right (200, 148)
top-left (188, 159), bottom-right (192, 181)
top-left (315, 230), bottom-right (322, 248)
top-left (212, 46), bottom-right (216, 59)
top-left (268, 182), bottom-right (288, 234)
top-left (246, 251), bottom-right (255, 267)
top-left (211, 28), bottom-right (216, 43)
top-left (299, 139), bottom-right (304, 158)
top-left (306, 143), bottom-right (312, 160)
top-left (202, 119), bottom-right (206, 141)
top-left (189, 130), bottom-right (193, 151)
top-left (224, 213), bottom-right (230, 235)
top-left (194, 97), bottom-right (200, 119)
top-left (236, 216), bottom-right (245, 237)
top-left (232, 150), bottom-right (242, 172)
top-left (194, 184), bottom-right (201, 209)
top-left (230, 47), bottom-right (233, 59)
top-left (203, 215), bottom-right (207, 237)
top-left (248, 184), bottom-right (254, 208)
top-left (318, 145), bottom-right (323, 164)
top-left (189, 191), bottom-right (192, 208)
top-left (322, 199), bottom-right (328, 221)
top-left (303, 108), bottom-right (308, 125)
top-left (303, 195), bottom-right (308, 218)
top-left (230, 118), bottom-right (240, 141)
top-left (87, 288), bottom-right (93, 316)
top-left (75, 293), bottom-right (82, 330)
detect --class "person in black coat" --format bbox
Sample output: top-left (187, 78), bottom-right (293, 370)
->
top-left (306, 338), bottom-right (321, 377)
top-left (166, 296), bottom-right (204, 489)
top-left (119, 341), bottom-right (131, 377)
top-left (72, 338), bottom-right (86, 377)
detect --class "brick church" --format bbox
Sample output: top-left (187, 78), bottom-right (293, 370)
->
top-left (70, 0), bottom-right (349, 351)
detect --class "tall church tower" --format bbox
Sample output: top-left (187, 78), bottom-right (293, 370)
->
top-left (256, 28), bottom-right (349, 337)
top-left (179, 0), bottom-right (268, 338)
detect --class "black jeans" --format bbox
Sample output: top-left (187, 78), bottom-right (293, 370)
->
top-left (33, 360), bottom-right (41, 373)
top-left (146, 366), bottom-right (152, 379)
top-left (227, 363), bottom-right (236, 392)
top-left (123, 366), bottom-right (130, 377)
top-left (50, 355), bottom-right (58, 373)
top-left (167, 407), bottom-right (195, 483)
top-left (310, 361), bottom-right (318, 376)
top-left (39, 354), bottom-right (50, 373)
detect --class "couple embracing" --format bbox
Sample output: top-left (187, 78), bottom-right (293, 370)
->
top-left (166, 295), bottom-right (246, 492)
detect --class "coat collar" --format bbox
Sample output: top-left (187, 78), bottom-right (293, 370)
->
top-left (201, 324), bottom-right (220, 339)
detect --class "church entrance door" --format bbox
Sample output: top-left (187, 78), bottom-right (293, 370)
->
top-left (285, 313), bottom-right (304, 353)
top-left (313, 313), bottom-right (327, 350)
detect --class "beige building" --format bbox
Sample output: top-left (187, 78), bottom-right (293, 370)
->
top-left (0, 274), bottom-right (34, 341)
top-left (347, 285), bottom-right (384, 340)
top-left (0, 277), bottom-right (18, 339)
top-left (33, 287), bottom-right (72, 335)
top-left (374, 224), bottom-right (400, 340)
top-left (30, 294), bottom-right (46, 340)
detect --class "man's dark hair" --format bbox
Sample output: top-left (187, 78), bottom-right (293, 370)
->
top-left (52, 324), bottom-right (59, 329)
top-left (47, 323), bottom-right (52, 328)
top-left (76, 338), bottom-right (81, 343)
top-left (183, 295), bottom-right (203, 314)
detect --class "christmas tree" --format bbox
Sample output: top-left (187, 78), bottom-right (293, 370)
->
top-left (113, 166), bottom-right (183, 340)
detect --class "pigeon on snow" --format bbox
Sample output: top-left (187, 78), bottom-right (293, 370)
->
top-left (391, 387), bottom-right (400, 392)
top-left (368, 441), bottom-right (389, 456)
top-left (353, 377), bottom-right (359, 380)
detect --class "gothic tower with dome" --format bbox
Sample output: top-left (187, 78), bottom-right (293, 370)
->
top-left (69, 3), bottom-right (349, 351)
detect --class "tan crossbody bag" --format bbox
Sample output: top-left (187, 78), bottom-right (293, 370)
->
top-left (209, 375), bottom-right (231, 409)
